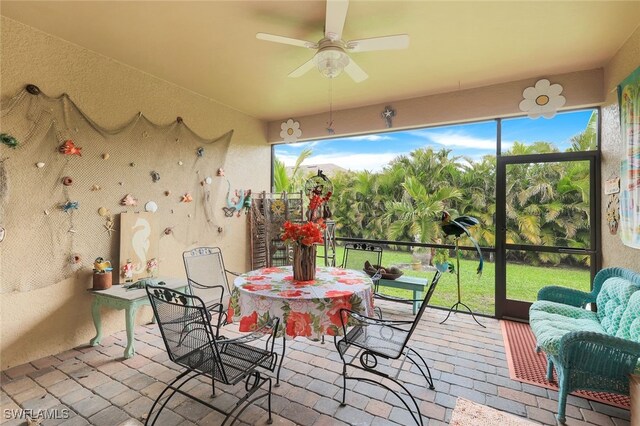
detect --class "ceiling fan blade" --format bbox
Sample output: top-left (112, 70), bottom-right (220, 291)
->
top-left (343, 58), bottom-right (368, 83)
top-left (288, 57), bottom-right (317, 78)
top-left (346, 34), bottom-right (410, 52)
top-left (256, 32), bottom-right (317, 49)
top-left (325, 0), bottom-right (349, 41)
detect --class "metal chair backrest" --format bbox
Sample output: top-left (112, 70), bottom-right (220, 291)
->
top-left (342, 242), bottom-right (383, 273)
top-left (404, 270), bottom-right (442, 340)
top-left (182, 247), bottom-right (230, 308)
top-left (145, 285), bottom-right (227, 382)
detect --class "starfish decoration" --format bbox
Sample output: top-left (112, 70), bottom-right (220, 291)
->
top-left (61, 201), bottom-right (79, 213)
top-left (104, 216), bottom-right (116, 236)
top-left (381, 105), bottom-right (396, 128)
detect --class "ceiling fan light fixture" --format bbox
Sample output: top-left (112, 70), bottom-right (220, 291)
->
top-left (315, 46), bottom-right (349, 78)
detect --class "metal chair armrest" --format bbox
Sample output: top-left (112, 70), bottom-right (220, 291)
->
top-left (217, 318), bottom-right (280, 350)
top-left (338, 308), bottom-right (412, 336)
top-left (225, 269), bottom-right (241, 277)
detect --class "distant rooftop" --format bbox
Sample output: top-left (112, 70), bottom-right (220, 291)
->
top-left (287, 163), bottom-right (347, 177)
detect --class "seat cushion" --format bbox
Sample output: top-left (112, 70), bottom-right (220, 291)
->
top-left (530, 309), bottom-right (605, 356)
top-left (530, 300), bottom-right (597, 320)
top-left (615, 291), bottom-right (640, 374)
top-left (596, 277), bottom-right (640, 335)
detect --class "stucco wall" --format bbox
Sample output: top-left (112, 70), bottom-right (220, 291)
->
top-left (601, 25), bottom-right (640, 269)
top-left (0, 17), bottom-right (271, 369)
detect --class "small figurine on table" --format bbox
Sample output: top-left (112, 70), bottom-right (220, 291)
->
top-left (146, 257), bottom-right (159, 277)
top-left (122, 259), bottom-right (134, 282)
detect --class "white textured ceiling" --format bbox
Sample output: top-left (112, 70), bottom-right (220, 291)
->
top-left (2, 1), bottom-right (639, 121)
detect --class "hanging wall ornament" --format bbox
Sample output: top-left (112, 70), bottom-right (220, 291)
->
top-left (1, 133), bottom-right (19, 149)
top-left (145, 201), bottom-right (158, 213)
top-left (381, 105), bottom-right (396, 128)
top-left (120, 193), bottom-right (138, 206)
top-left (103, 216), bottom-right (116, 236)
top-left (58, 140), bottom-right (82, 156)
top-left (519, 79), bottom-right (566, 119)
top-left (181, 193), bottom-right (193, 203)
top-left (280, 119), bottom-right (302, 143)
top-left (150, 171), bottom-right (160, 183)
top-left (196, 147), bottom-right (204, 157)
top-left (62, 176), bottom-right (73, 186)
top-left (61, 201), bottom-right (79, 213)
top-left (606, 193), bottom-right (620, 235)
top-left (217, 168), bottom-right (225, 177)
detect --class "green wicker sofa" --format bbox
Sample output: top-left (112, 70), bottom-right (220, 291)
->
top-left (529, 267), bottom-right (640, 424)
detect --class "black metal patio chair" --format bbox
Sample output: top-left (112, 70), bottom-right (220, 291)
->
top-left (341, 242), bottom-right (385, 316)
top-left (145, 285), bottom-right (279, 426)
top-left (183, 247), bottom-right (236, 337)
top-left (333, 270), bottom-right (442, 426)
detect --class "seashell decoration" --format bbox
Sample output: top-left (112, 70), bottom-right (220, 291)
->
top-left (145, 201), bottom-right (158, 213)
top-left (62, 176), bottom-right (73, 186)
top-left (36, 162), bottom-right (45, 168)
top-left (102, 153), bottom-right (110, 160)
top-left (181, 193), bottom-right (193, 203)
top-left (120, 193), bottom-right (138, 206)
top-left (150, 171), bottom-right (160, 183)
top-left (98, 207), bottom-right (109, 217)
top-left (204, 177), bottom-right (213, 185)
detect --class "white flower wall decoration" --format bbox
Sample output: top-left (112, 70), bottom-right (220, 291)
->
top-left (280, 119), bottom-right (302, 143)
top-left (519, 79), bottom-right (566, 119)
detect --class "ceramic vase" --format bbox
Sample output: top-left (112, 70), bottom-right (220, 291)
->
top-left (292, 243), bottom-right (317, 281)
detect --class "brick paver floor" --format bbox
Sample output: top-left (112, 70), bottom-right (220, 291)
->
top-left (1, 301), bottom-right (632, 425)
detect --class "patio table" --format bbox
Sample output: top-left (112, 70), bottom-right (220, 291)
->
top-left (228, 266), bottom-right (375, 340)
top-left (89, 278), bottom-right (188, 358)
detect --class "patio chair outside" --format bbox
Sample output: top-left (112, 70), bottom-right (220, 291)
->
top-left (145, 285), bottom-right (279, 426)
top-left (183, 247), bottom-right (234, 337)
top-left (334, 270), bottom-right (442, 426)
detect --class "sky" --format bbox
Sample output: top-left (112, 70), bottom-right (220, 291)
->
top-left (274, 109), bottom-right (596, 173)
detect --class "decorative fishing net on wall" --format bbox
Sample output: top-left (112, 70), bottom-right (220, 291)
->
top-left (0, 85), bottom-right (232, 293)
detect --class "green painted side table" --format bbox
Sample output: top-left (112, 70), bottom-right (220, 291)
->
top-left (89, 278), bottom-right (187, 358)
top-left (377, 276), bottom-right (427, 314)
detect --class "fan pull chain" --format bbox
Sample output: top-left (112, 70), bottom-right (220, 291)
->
top-left (326, 80), bottom-right (335, 135)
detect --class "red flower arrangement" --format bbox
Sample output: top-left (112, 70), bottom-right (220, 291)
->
top-left (281, 219), bottom-right (326, 247)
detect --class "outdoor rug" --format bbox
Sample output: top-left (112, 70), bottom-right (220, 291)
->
top-left (500, 319), bottom-right (631, 409)
top-left (449, 397), bottom-right (536, 425)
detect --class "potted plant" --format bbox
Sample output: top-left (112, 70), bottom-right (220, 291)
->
top-left (433, 247), bottom-right (454, 273)
top-left (411, 246), bottom-right (431, 271)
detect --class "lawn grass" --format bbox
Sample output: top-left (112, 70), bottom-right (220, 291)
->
top-left (323, 245), bottom-right (591, 316)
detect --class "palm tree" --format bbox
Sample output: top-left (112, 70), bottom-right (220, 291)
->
top-left (384, 176), bottom-right (463, 244)
top-left (273, 148), bottom-right (312, 192)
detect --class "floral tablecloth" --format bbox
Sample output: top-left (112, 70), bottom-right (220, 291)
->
top-left (228, 266), bottom-right (375, 340)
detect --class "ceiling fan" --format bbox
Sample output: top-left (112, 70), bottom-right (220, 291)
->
top-left (256, 0), bottom-right (409, 83)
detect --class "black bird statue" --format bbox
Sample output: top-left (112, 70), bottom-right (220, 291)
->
top-left (440, 211), bottom-right (483, 276)
top-left (439, 210), bottom-right (485, 328)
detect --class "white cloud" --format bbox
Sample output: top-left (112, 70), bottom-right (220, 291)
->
top-left (276, 152), bottom-right (406, 173)
top-left (409, 129), bottom-right (511, 150)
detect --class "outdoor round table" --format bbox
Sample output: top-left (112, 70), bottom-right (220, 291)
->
top-left (228, 266), bottom-right (375, 340)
